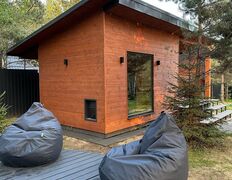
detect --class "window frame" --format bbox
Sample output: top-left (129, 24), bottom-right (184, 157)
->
top-left (127, 51), bottom-right (154, 118)
top-left (84, 99), bottom-right (97, 122)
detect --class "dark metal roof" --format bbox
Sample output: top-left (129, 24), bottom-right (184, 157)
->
top-left (7, 0), bottom-right (192, 59)
top-left (118, 0), bottom-right (191, 29)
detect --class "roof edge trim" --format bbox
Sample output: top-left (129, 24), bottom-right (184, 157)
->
top-left (119, 0), bottom-right (194, 30)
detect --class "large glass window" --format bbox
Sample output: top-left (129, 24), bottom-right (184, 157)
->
top-left (127, 52), bottom-right (153, 116)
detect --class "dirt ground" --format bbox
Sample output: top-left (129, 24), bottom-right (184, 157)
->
top-left (64, 135), bottom-right (232, 180)
top-left (63, 135), bottom-right (143, 154)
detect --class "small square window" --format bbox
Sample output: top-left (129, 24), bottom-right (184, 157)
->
top-left (85, 99), bottom-right (97, 121)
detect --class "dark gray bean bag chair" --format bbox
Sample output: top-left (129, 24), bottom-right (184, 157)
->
top-left (99, 112), bottom-right (188, 180)
top-left (0, 102), bottom-right (63, 167)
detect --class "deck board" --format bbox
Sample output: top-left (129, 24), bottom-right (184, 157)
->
top-left (56, 160), bottom-right (102, 180)
top-left (0, 150), bottom-right (104, 180)
top-left (30, 154), bottom-right (95, 177)
top-left (74, 169), bottom-right (101, 180)
top-left (88, 175), bottom-right (101, 180)
top-left (38, 156), bottom-right (102, 180)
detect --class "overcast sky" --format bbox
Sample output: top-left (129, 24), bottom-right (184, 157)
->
top-left (41, 0), bottom-right (184, 18)
top-left (142, 0), bottom-right (183, 18)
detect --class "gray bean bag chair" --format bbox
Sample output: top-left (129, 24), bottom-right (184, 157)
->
top-left (0, 102), bottom-right (63, 167)
top-left (99, 112), bottom-right (188, 180)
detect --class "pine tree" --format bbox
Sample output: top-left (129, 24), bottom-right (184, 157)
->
top-left (163, 42), bottom-right (222, 147)
top-left (163, 0), bottom-right (228, 147)
top-left (209, 1), bottom-right (232, 70)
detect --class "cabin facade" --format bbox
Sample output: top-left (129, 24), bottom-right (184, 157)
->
top-left (7, 0), bottom-right (211, 136)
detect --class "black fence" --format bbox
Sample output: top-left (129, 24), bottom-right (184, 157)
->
top-left (211, 83), bottom-right (232, 99)
top-left (211, 84), bottom-right (221, 99)
top-left (0, 69), bottom-right (39, 117)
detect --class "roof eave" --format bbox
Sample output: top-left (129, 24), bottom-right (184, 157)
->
top-left (118, 0), bottom-right (193, 30)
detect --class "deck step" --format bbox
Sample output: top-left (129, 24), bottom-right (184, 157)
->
top-left (201, 110), bottom-right (232, 124)
top-left (207, 104), bottom-right (227, 111)
top-left (210, 99), bottom-right (220, 102)
top-left (202, 99), bottom-right (220, 103)
top-left (201, 99), bottom-right (220, 106)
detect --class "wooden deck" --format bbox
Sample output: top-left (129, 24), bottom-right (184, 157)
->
top-left (0, 150), bottom-right (103, 180)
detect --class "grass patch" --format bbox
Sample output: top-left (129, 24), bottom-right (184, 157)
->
top-left (189, 149), bottom-right (217, 168)
top-left (224, 99), bottom-right (232, 110)
top-left (226, 103), bottom-right (232, 110)
top-left (225, 99), bottom-right (232, 103)
top-left (188, 135), bottom-right (232, 179)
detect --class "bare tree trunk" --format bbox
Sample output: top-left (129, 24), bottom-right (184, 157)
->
top-left (197, 16), bottom-right (203, 98)
top-left (225, 83), bottom-right (229, 100)
top-left (221, 73), bottom-right (225, 102)
top-left (0, 54), bottom-right (7, 69)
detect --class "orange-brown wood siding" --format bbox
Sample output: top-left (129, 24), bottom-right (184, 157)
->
top-left (103, 13), bottom-right (179, 133)
top-left (205, 57), bottom-right (212, 98)
top-left (39, 11), bottom-right (106, 133)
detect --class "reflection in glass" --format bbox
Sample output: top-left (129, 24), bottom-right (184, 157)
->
top-left (127, 52), bottom-right (153, 116)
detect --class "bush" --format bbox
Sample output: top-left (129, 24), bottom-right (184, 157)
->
top-left (182, 123), bottom-right (225, 148)
top-left (0, 92), bottom-right (8, 133)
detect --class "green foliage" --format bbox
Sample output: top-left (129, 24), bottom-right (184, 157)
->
top-left (0, 92), bottom-right (8, 133)
top-left (0, 0), bottom-right (45, 68)
top-left (170, 0), bottom-right (232, 71)
top-left (43, 0), bottom-right (81, 23)
top-left (0, 0), bottom-right (83, 68)
top-left (211, 59), bottom-right (232, 85)
top-left (209, 1), bottom-right (232, 71)
top-left (184, 124), bottom-right (225, 148)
